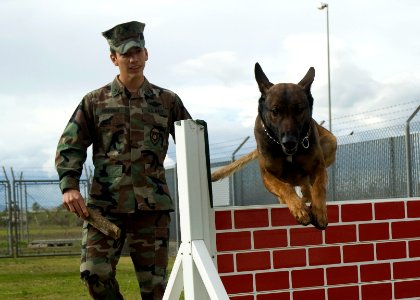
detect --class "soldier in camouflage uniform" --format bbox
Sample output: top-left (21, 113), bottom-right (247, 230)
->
top-left (55, 21), bottom-right (191, 300)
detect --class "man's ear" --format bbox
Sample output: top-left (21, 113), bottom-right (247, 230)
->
top-left (144, 48), bottom-right (149, 61)
top-left (110, 53), bottom-right (118, 66)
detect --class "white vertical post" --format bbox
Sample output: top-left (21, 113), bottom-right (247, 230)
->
top-left (176, 120), bottom-right (212, 300)
top-left (163, 120), bottom-right (228, 300)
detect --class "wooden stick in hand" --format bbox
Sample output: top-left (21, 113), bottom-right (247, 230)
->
top-left (86, 207), bottom-right (121, 240)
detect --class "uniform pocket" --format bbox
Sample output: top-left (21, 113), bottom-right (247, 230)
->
top-left (97, 106), bottom-right (129, 127)
top-left (98, 114), bottom-right (114, 127)
top-left (96, 112), bottom-right (129, 156)
top-left (142, 106), bottom-right (169, 150)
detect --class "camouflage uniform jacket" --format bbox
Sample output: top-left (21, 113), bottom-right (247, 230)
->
top-left (55, 77), bottom-right (191, 213)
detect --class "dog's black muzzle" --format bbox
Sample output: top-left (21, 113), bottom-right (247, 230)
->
top-left (281, 135), bottom-right (298, 156)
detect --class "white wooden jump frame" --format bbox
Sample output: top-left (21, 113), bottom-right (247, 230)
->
top-left (163, 120), bottom-right (229, 300)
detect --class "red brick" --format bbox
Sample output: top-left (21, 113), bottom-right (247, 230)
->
top-left (407, 200), bottom-right (420, 218)
top-left (234, 209), bottom-right (269, 229)
top-left (216, 231), bottom-right (251, 252)
top-left (394, 279), bottom-right (420, 299)
top-left (327, 205), bottom-right (340, 223)
top-left (328, 285), bottom-right (359, 300)
top-left (221, 274), bottom-right (253, 294)
top-left (236, 251), bottom-right (271, 271)
top-left (273, 248), bottom-right (307, 268)
top-left (308, 246), bottom-right (341, 266)
top-left (393, 260), bottom-right (420, 279)
top-left (341, 203), bottom-right (372, 222)
top-left (293, 288), bottom-right (325, 300)
top-left (374, 201), bottom-right (405, 220)
top-left (291, 268), bottom-right (324, 288)
top-left (376, 241), bottom-right (406, 260)
top-left (255, 271), bottom-right (289, 291)
top-left (343, 243), bottom-right (374, 263)
top-left (326, 265), bottom-right (358, 285)
top-left (325, 224), bottom-right (356, 244)
top-left (290, 227), bottom-right (323, 246)
top-left (231, 296), bottom-right (255, 300)
top-left (217, 254), bottom-right (234, 273)
top-left (392, 220), bottom-right (420, 239)
top-left (361, 283), bottom-right (392, 299)
top-left (257, 292), bottom-right (290, 300)
top-left (254, 229), bottom-right (287, 249)
top-left (360, 263), bottom-right (391, 282)
top-left (271, 207), bottom-right (297, 226)
top-left (215, 210), bottom-right (232, 230)
top-left (409, 239), bottom-right (420, 257)
top-left (359, 222), bottom-right (389, 241)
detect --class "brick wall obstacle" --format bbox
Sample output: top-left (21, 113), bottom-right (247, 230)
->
top-left (214, 198), bottom-right (420, 300)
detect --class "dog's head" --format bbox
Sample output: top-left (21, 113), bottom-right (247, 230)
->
top-left (255, 63), bottom-right (315, 156)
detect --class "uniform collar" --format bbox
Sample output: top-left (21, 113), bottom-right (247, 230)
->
top-left (111, 76), bottom-right (154, 98)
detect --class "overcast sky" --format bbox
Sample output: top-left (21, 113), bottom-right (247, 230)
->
top-left (0, 0), bottom-right (419, 179)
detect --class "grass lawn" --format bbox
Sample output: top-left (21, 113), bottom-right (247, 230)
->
top-left (0, 255), bottom-right (180, 299)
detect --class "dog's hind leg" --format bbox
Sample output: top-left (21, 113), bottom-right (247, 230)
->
top-left (261, 167), bottom-right (311, 226)
top-left (316, 123), bottom-right (337, 168)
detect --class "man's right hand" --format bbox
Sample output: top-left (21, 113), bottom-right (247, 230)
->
top-left (63, 189), bottom-right (89, 219)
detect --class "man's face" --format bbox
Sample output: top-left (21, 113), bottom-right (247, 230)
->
top-left (111, 47), bottom-right (148, 81)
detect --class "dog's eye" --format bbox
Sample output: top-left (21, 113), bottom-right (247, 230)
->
top-left (271, 108), bottom-right (280, 116)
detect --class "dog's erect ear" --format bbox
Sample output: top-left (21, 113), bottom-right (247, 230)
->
top-left (298, 67), bottom-right (315, 91)
top-left (255, 63), bottom-right (273, 94)
top-left (298, 67), bottom-right (315, 112)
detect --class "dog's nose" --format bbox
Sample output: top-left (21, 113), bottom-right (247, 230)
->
top-left (281, 134), bottom-right (298, 155)
top-left (281, 134), bottom-right (298, 148)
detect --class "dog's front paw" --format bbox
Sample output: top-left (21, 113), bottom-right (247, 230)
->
top-left (290, 204), bottom-right (311, 226)
top-left (310, 205), bottom-right (328, 230)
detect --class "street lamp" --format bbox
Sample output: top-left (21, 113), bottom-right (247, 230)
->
top-left (318, 2), bottom-right (332, 132)
top-left (318, 3), bottom-right (336, 201)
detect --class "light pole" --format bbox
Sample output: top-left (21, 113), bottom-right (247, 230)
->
top-left (318, 2), bottom-right (336, 202)
top-left (318, 2), bottom-right (332, 132)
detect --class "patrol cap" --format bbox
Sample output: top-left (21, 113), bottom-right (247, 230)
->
top-left (102, 21), bottom-right (145, 54)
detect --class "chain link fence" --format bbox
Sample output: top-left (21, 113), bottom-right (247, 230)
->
top-left (0, 180), bottom-right (88, 257)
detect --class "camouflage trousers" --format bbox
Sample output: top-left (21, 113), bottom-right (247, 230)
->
top-left (80, 210), bottom-right (171, 300)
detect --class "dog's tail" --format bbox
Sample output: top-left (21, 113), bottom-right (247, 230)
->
top-left (211, 149), bottom-right (259, 181)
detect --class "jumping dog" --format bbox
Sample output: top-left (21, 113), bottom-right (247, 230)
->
top-left (212, 63), bottom-right (337, 229)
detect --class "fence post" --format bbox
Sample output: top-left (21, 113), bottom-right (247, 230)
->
top-left (405, 105), bottom-right (420, 197)
top-left (2, 167), bottom-right (14, 257)
top-left (10, 168), bottom-right (19, 257)
top-left (230, 136), bottom-right (250, 206)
